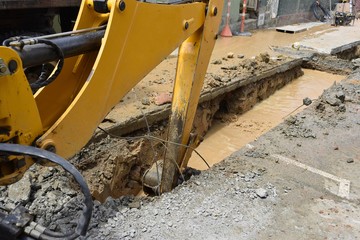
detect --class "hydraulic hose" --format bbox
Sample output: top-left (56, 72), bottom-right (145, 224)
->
top-left (26, 39), bottom-right (64, 93)
top-left (0, 144), bottom-right (93, 240)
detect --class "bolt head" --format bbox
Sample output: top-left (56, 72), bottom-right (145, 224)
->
top-left (184, 22), bottom-right (189, 30)
top-left (0, 65), bottom-right (6, 73)
top-left (212, 7), bottom-right (218, 16)
top-left (119, 1), bottom-right (126, 11)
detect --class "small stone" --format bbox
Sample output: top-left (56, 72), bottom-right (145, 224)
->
top-left (346, 158), bottom-right (354, 163)
top-left (255, 188), bottom-right (268, 198)
top-left (336, 91), bottom-right (345, 103)
top-left (227, 52), bottom-right (234, 58)
top-left (141, 97), bottom-right (151, 105)
top-left (316, 102), bottom-right (326, 112)
top-left (325, 94), bottom-right (341, 106)
top-left (154, 93), bottom-right (172, 106)
top-left (338, 104), bottom-right (346, 112)
top-left (211, 59), bottom-right (222, 65)
top-left (222, 77), bottom-right (231, 82)
top-left (303, 97), bottom-right (312, 106)
top-left (213, 75), bottom-right (222, 81)
top-left (130, 232), bottom-right (136, 238)
top-left (128, 201), bottom-right (141, 209)
top-left (237, 54), bottom-right (245, 59)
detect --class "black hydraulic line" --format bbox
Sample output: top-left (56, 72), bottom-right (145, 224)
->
top-left (0, 144), bottom-right (93, 240)
top-left (29, 39), bottom-right (64, 93)
top-left (11, 29), bottom-right (105, 68)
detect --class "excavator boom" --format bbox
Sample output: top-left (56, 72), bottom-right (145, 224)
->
top-left (0, 0), bottom-right (223, 238)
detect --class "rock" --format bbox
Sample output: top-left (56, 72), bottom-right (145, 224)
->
top-left (255, 53), bottom-right (270, 63)
top-left (303, 97), bottom-right (312, 106)
top-left (336, 91), bottom-right (345, 103)
top-left (208, 79), bottom-right (221, 88)
top-left (128, 201), bottom-right (141, 209)
top-left (338, 104), bottom-right (346, 112)
top-left (255, 188), bottom-right (268, 198)
top-left (237, 54), bottom-right (245, 59)
top-left (227, 52), bottom-right (234, 58)
top-left (130, 230), bottom-right (136, 238)
top-left (222, 77), bottom-right (231, 82)
top-left (324, 93), bottom-right (341, 106)
top-left (141, 97), bottom-right (151, 105)
top-left (213, 75), bottom-right (222, 81)
top-left (8, 173), bottom-right (31, 204)
top-left (211, 59), bottom-right (222, 65)
top-left (316, 102), bottom-right (325, 112)
top-left (154, 93), bottom-right (172, 105)
top-left (327, 97), bottom-right (341, 106)
top-left (351, 58), bottom-right (360, 67)
top-left (346, 158), bottom-right (354, 163)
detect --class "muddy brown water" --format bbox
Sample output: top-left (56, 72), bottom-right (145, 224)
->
top-left (189, 69), bottom-right (344, 170)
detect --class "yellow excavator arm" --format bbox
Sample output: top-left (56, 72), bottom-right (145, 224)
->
top-left (0, 0), bottom-right (222, 238)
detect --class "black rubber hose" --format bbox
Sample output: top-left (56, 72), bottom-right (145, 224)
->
top-left (28, 39), bottom-right (64, 93)
top-left (0, 144), bottom-right (93, 240)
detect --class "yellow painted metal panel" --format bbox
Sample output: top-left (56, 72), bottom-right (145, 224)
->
top-left (161, 0), bottom-right (224, 192)
top-left (36, 0), bottom-right (207, 158)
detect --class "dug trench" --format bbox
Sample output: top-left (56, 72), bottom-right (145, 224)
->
top-left (73, 54), bottom-right (306, 202)
top-left (0, 48), bottom-right (359, 235)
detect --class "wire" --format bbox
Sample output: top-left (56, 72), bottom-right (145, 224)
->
top-left (131, 89), bottom-right (162, 195)
top-left (0, 144), bottom-right (93, 240)
top-left (282, 98), bottom-right (315, 119)
top-left (97, 127), bottom-right (211, 169)
top-left (28, 39), bottom-right (64, 93)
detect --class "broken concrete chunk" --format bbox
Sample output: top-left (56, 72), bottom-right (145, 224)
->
top-left (335, 91), bottom-right (345, 103)
top-left (154, 93), bottom-right (172, 106)
top-left (324, 93), bottom-right (341, 106)
top-left (8, 173), bottom-right (31, 204)
top-left (255, 188), bottom-right (268, 198)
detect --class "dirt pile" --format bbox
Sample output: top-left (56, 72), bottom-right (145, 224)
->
top-left (204, 52), bottom-right (289, 91)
